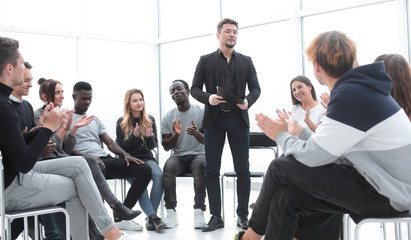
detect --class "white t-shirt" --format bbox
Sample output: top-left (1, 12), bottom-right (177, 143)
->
top-left (292, 103), bottom-right (326, 129)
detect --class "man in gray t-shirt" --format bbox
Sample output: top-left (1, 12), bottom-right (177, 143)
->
top-left (161, 80), bottom-right (206, 230)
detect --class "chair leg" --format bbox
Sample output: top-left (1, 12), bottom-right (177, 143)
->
top-left (221, 175), bottom-right (225, 222)
top-left (233, 177), bottom-right (236, 218)
top-left (34, 216), bottom-right (39, 240)
top-left (395, 222), bottom-right (401, 240)
top-left (23, 217), bottom-right (29, 240)
top-left (343, 214), bottom-right (350, 240)
top-left (121, 179), bottom-right (127, 202)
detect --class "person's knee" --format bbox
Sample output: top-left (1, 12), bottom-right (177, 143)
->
top-left (152, 170), bottom-right (163, 182)
top-left (272, 186), bottom-right (310, 216)
top-left (141, 164), bottom-right (152, 178)
top-left (191, 160), bottom-right (206, 175)
top-left (163, 161), bottom-right (178, 176)
top-left (71, 156), bottom-right (89, 169)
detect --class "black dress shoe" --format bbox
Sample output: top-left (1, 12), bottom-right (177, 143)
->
top-left (112, 203), bottom-right (141, 222)
top-left (237, 216), bottom-right (249, 230)
top-left (89, 218), bottom-right (104, 240)
top-left (150, 215), bottom-right (166, 233)
top-left (201, 215), bottom-right (224, 232)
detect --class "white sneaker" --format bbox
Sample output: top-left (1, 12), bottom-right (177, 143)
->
top-left (194, 209), bottom-right (206, 229)
top-left (163, 209), bottom-right (178, 228)
top-left (118, 232), bottom-right (136, 240)
top-left (115, 220), bottom-right (143, 231)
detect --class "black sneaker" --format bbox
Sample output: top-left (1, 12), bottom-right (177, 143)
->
top-left (237, 216), bottom-right (249, 230)
top-left (201, 215), bottom-right (224, 232)
top-left (89, 218), bottom-right (104, 240)
top-left (146, 217), bottom-right (155, 231)
top-left (234, 230), bottom-right (246, 240)
top-left (151, 215), bottom-right (166, 233)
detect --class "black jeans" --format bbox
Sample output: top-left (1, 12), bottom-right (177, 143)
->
top-left (204, 110), bottom-right (250, 218)
top-left (162, 154), bottom-right (206, 211)
top-left (249, 156), bottom-right (403, 240)
top-left (100, 156), bottom-right (152, 209)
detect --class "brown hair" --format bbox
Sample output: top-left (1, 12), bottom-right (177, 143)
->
top-left (290, 75), bottom-right (317, 105)
top-left (121, 89), bottom-right (152, 141)
top-left (306, 31), bottom-right (357, 79)
top-left (37, 78), bottom-right (61, 104)
top-left (375, 54), bottom-right (411, 120)
top-left (0, 37), bottom-right (19, 77)
top-left (217, 18), bottom-right (238, 33)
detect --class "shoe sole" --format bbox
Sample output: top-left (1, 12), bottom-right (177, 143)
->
top-left (155, 223), bottom-right (166, 233)
top-left (194, 224), bottom-right (206, 229)
top-left (201, 223), bottom-right (224, 232)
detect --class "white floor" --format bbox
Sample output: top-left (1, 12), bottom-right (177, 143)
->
top-left (111, 179), bottom-right (406, 240)
top-left (14, 177), bottom-right (409, 240)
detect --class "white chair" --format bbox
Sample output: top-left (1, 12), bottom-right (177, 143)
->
top-left (344, 213), bottom-right (411, 240)
top-left (0, 155), bottom-right (70, 240)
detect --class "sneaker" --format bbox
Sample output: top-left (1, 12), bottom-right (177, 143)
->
top-left (89, 223), bottom-right (104, 240)
top-left (89, 217), bottom-right (104, 240)
top-left (145, 217), bottom-right (155, 231)
top-left (163, 209), bottom-right (178, 229)
top-left (151, 215), bottom-right (166, 233)
top-left (118, 232), bottom-right (136, 240)
top-left (194, 209), bottom-right (206, 229)
top-left (115, 220), bottom-right (143, 231)
top-left (233, 230), bottom-right (246, 240)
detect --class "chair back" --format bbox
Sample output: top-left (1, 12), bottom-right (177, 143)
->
top-left (249, 132), bottom-right (279, 158)
top-left (250, 132), bottom-right (276, 147)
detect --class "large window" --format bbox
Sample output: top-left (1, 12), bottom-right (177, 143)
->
top-left (158, 0), bottom-right (220, 40)
top-left (302, 1), bottom-right (402, 83)
top-left (1, 0), bottom-right (410, 165)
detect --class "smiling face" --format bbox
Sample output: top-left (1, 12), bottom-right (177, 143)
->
top-left (169, 81), bottom-right (189, 106)
top-left (129, 93), bottom-right (144, 115)
top-left (291, 80), bottom-right (313, 103)
top-left (53, 83), bottom-right (64, 107)
top-left (217, 23), bottom-right (238, 49)
top-left (12, 67), bottom-right (33, 99)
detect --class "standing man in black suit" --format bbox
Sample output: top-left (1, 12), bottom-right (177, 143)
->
top-left (191, 18), bottom-right (261, 232)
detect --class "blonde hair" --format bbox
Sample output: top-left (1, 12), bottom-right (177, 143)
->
top-left (121, 89), bottom-right (152, 142)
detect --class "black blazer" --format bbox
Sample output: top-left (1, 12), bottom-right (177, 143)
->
top-left (191, 50), bottom-right (261, 128)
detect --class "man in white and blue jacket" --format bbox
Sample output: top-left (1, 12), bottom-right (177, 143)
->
top-left (235, 31), bottom-right (411, 240)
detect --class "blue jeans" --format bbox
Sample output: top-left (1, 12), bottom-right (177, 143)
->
top-left (127, 159), bottom-right (163, 217)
